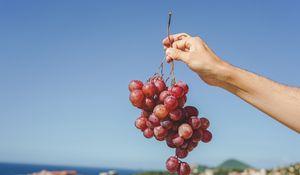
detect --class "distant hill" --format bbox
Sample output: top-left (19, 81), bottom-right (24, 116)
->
top-left (217, 159), bottom-right (251, 170)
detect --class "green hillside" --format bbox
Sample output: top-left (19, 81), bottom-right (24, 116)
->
top-left (218, 159), bottom-right (251, 170)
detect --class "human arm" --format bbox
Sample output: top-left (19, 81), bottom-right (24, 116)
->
top-left (163, 33), bottom-right (300, 133)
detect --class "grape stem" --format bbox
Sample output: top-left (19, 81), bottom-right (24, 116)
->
top-left (167, 12), bottom-right (176, 85)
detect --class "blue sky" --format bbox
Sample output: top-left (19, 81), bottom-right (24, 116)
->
top-left (0, 0), bottom-right (300, 171)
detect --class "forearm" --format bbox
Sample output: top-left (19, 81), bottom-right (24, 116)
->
top-left (219, 64), bottom-right (300, 133)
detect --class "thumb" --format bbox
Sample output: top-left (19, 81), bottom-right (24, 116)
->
top-left (166, 48), bottom-right (189, 63)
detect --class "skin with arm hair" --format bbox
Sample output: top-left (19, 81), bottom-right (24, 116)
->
top-left (163, 33), bottom-right (300, 133)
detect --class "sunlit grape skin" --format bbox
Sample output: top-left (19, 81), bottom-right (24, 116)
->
top-left (154, 126), bottom-right (168, 139)
top-left (129, 90), bottom-right (145, 108)
top-left (161, 119), bottom-right (173, 130)
top-left (142, 82), bottom-right (157, 97)
top-left (169, 108), bottom-right (183, 121)
top-left (175, 81), bottom-right (189, 94)
top-left (154, 79), bottom-right (166, 94)
top-left (178, 123), bottom-right (193, 140)
top-left (153, 104), bottom-right (169, 120)
top-left (148, 114), bottom-right (160, 127)
top-left (159, 90), bottom-right (170, 103)
top-left (178, 162), bottom-right (191, 175)
top-left (135, 117), bottom-right (147, 131)
top-left (166, 156), bottom-right (179, 173)
top-left (128, 80), bottom-right (144, 92)
top-left (200, 117), bottom-right (210, 130)
top-left (164, 96), bottom-right (178, 111)
top-left (170, 86), bottom-right (184, 98)
top-left (188, 116), bottom-right (201, 129)
top-left (172, 135), bottom-right (184, 147)
top-left (143, 128), bottom-right (154, 138)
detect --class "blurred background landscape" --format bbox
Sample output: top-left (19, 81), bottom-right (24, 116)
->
top-left (0, 0), bottom-right (299, 175)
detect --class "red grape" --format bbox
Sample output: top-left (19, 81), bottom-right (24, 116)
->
top-left (172, 136), bottom-right (184, 147)
top-left (200, 117), bottom-right (210, 130)
top-left (144, 97), bottom-right (156, 111)
top-left (164, 96), bottom-right (178, 111)
top-left (135, 117), bottom-right (147, 131)
top-left (178, 123), bottom-right (193, 140)
top-left (176, 148), bottom-right (188, 159)
top-left (141, 110), bottom-right (151, 118)
top-left (153, 104), bottom-right (169, 120)
top-left (178, 162), bottom-right (191, 175)
top-left (128, 80), bottom-right (143, 92)
top-left (154, 126), bottom-right (168, 139)
top-left (166, 156), bottom-right (179, 173)
top-left (175, 81), bottom-right (189, 94)
top-left (184, 106), bottom-right (199, 117)
top-left (170, 86), bottom-right (184, 98)
top-left (129, 90), bottom-right (145, 108)
top-left (154, 79), bottom-right (166, 94)
top-left (201, 130), bottom-right (212, 143)
top-left (143, 128), bottom-right (154, 138)
top-left (188, 116), bottom-right (201, 129)
top-left (128, 79), bottom-right (213, 172)
top-left (161, 119), bottom-right (173, 130)
top-left (169, 108), bottom-right (183, 121)
top-left (142, 82), bottom-right (157, 97)
top-left (192, 129), bottom-right (203, 142)
top-left (178, 95), bottom-right (187, 108)
top-left (159, 90), bottom-right (170, 103)
top-left (148, 113), bottom-right (160, 127)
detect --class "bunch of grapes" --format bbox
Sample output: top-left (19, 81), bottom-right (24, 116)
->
top-left (128, 76), bottom-right (212, 175)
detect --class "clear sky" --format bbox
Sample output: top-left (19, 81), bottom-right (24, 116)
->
top-left (0, 0), bottom-right (300, 171)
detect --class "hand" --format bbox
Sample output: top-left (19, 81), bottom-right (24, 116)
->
top-left (163, 33), bottom-right (232, 87)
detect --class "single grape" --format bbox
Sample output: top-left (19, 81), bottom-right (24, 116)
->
top-left (166, 132), bottom-right (177, 148)
top-left (154, 79), bottom-right (166, 94)
top-left (180, 141), bottom-right (189, 150)
top-left (192, 129), bottom-right (203, 142)
top-left (143, 97), bottom-right (156, 111)
top-left (176, 148), bottom-right (188, 159)
top-left (128, 80), bottom-right (143, 92)
top-left (148, 113), bottom-right (160, 127)
top-left (178, 123), bottom-right (193, 140)
top-left (170, 86), bottom-right (184, 98)
top-left (187, 141), bottom-right (198, 152)
top-left (200, 117), bottom-right (210, 130)
top-left (154, 126), bottom-right (168, 139)
top-left (142, 82), bottom-right (157, 97)
top-left (169, 108), bottom-right (183, 121)
top-left (178, 95), bottom-right (187, 108)
top-left (178, 162), bottom-right (191, 175)
top-left (166, 156), bottom-right (179, 173)
top-left (159, 90), bottom-right (170, 103)
top-left (140, 110), bottom-right (151, 118)
top-left (184, 106), bottom-right (199, 117)
top-left (201, 130), bottom-right (212, 143)
top-left (188, 116), bottom-right (201, 129)
top-left (153, 104), bottom-right (169, 119)
top-left (172, 136), bottom-right (184, 147)
top-left (135, 117), bottom-right (147, 131)
top-left (175, 81), bottom-right (189, 94)
top-left (129, 90), bottom-right (145, 108)
top-left (161, 118), bottom-right (173, 130)
top-left (143, 128), bottom-right (154, 138)
top-left (164, 96), bottom-right (178, 111)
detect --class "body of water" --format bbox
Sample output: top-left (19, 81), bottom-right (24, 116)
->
top-left (0, 162), bottom-right (140, 175)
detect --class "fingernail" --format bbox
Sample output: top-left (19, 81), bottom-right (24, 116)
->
top-left (166, 48), bottom-right (174, 55)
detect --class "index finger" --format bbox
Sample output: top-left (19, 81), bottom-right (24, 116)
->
top-left (162, 33), bottom-right (191, 47)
